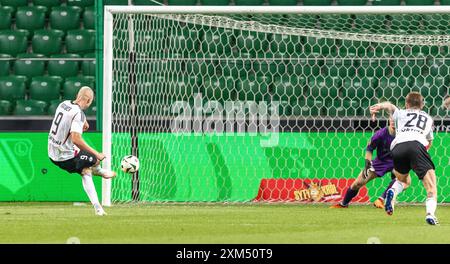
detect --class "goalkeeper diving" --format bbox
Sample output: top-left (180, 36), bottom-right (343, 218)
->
top-left (331, 117), bottom-right (398, 209)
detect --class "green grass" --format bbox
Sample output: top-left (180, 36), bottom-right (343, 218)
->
top-left (0, 203), bottom-right (449, 244)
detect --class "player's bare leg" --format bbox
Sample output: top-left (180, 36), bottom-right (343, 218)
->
top-left (91, 160), bottom-right (117, 179)
top-left (422, 170), bottom-right (439, 225)
top-left (81, 167), bottom-right (107, 216)
top-left (331, 170), bottom-right (377, 208)
top-left (385, 169), bottom-right (410, 215)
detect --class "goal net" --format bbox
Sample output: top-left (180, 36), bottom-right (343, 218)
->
top-left (102, 6), bottom-right (450, 205)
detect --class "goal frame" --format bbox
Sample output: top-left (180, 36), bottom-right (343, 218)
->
top-left (102, 5), bottom-right (450, 206)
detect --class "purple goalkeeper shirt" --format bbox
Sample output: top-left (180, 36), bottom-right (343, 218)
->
top-left (366, 127), bottom-right (395, 177)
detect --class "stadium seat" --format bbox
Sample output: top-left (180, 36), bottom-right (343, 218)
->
top-left (388, 14), bottom-right (421, 34)
top-left (29, 76), bottom-right (61, 103)
top-left (49, 6), bottom-right (82, 33)
top-left (411, 76), bottom-right (444, 98)
top-left (201, 29), bottom-right (233, 55)
top-left (168, 0), bottom-right (197, 4)
top-left (392, 56), bottom-right (423, 77)
top-left (0, 0), bottom-right (28, 12)
top-left (358, 56), bottom-right (390, 78)
top-left (308, 76), bottom-right (340, 100)
top-left (323, 57), bottom-right (356, 78)
top-left (339, 40), bottom-right (371, 57)
top-left (0, 54), bottom-right (11, 76)
top-left (235, 30), bottom-right (269, 55)
top-left (405, 0), bottom-right (434, 4)
top-left (185, 53), bottom-right (218, 78)
top-left (427, 57), bottom-right (449, 76)
top-left (31, 29), bottom-right (63, 56)
top-left (0, 76), bottom-right (26, 102)
top-left (270, 33), bottom-right (300, 55)
top-left (133, 0), bottom-right (164, 5)
top-left (272, 75), bottom-right (304, 102)
top-left (342, 77), bottom-right (375, 99)
top-left (14, 99), bottom-right (47, 115)
top-left (65, 29), bottom-right (96, 54)
top-left (0, 30), bottom-right (28, 56)
top-left (47, 53), bottom-right (81, 79)
top-left (289, 56), bottom-right (322, 77)
top-left (268, 0), bottom-right (298, 4)
top-left (0, 7), bottom-right (13, 30)
top-left (201, 0), bottom-right (230, 4)
top-left (14, 53), bottom-right (46, 80)
top-left (372, 0), bottom-right (401, 4)
top-left (253, 52), bottom-right (287, 77)
top-left (81, 53), bottom-right (95, 76)
top-left (202, 76), bottom-right (235, 101)
top-left (336, 0), bottom-right (367, 4)
top-left (234, 0), bottom-right (264, 5)
top-left (32, 0), bottom-right (62, 10)
top-left (284, 14), bottom-right (317, 29)
top-left (66, 0), bottom-right (94, 8)
top-left (304, 36), bottom-right (336, 56)
top-left (318, 14), bottom-right (353, 31)
top-left (63, 76), bottom-right (95, 100)
top-left (83, 6), bottom-right (95, 30)
top-left (0, 99), bottom-right (12, 115)
top-left (376, 77), bottom-right (407, 103)
top-left (236, 76), bottom-right (270, 102)
top-left (15, 6), bottom-right (46, 34)
top-left (303, 0), bottom-right (332, 5)
top-left (167, 27), bottom-right (199, 56)
top-left (47, 99), bottom-right (61, 115)
top-left (442, 0), bottom-right (450, 4)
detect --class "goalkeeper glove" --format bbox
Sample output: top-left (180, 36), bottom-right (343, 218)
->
top-left (363, 159), bottom-right (374, 179)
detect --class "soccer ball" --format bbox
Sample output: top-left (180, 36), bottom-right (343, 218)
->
top-left (121, 155), bottom-right (139, 173)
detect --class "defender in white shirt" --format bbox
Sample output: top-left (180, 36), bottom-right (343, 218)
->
top-left (370, 92), bottom-right (438, 225)
top-left (48, 86), bottom-right (116, 216)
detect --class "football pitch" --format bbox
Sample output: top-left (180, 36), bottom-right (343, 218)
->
top-left (0, 203), bottom-right (449, 244)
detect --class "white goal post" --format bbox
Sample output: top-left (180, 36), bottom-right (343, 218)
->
top-left (102, 5), bottom-right (450, 206)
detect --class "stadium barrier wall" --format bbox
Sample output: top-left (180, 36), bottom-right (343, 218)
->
top-left (0, 132), bottom-right (448, 202)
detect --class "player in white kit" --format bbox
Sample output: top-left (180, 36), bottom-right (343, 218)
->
top-left (370, 92), bottom-right (438, 225)
top-left (48, 86), bottom-right (116, 216)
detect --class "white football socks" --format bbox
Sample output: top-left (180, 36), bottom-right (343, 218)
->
top-left (81, 172), bottom-right (101, 209)
top-left (426, 197), bottom-right (437, 216)
top-left (391, 180), bottom-right (404, 195)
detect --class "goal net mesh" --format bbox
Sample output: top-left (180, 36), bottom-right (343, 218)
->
top-left (109, 11), bottom-right (450, 203)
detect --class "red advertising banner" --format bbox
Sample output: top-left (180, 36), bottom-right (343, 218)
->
top-left (253, 178), bottom-right (369, 203)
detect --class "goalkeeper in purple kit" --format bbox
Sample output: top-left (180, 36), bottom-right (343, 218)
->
top-left (331, 118), bottom-right (397, 208)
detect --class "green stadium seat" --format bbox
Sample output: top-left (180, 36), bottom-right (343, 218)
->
top-left (15, 6), bottom-right (46, 34)
top-left (29, 76), bottom-right (61, 103)
top-left (0, 76), bottom-right (26, 102)
top-left (308, 76), bottom-right (340, 100)
top-left (168, 0), bottom-right (197, 4)
top-left (442, 0), bottom-right (450, 4)
top-left (253, 52), bottom-right (288, 77)
top-left (65, 29), bottom-right (96, 54)
top-left (167, 27), bottom-right (199, 56)
top-left (304, 36), bottom-right (336, 56)
top-left (303, 0), bottom-right (332, 5)
top-left (31, 29), bottom-right (63, 56)
top-left (202, 76), bottom-right (235, 101)
top-left (104, 0), bottom-right (128, 4)
top-left (289, 55), bottom-right (322, 77)
top-left (0, 99), bottom-right (12, 115)
top-left (358, 57), bottom-right (390, 78)
top-left (392, 56), bottom-right (424, 77)
top-left (235, 0), bottom-right (264, 5)
top-left (50, 6), bottom-right (82, 32)
top-left (200, 0), bottom-right (230, 4)
top-left (284, 14), bottom-right (317, 29)
top-left (268, 0), bottom-right (298, 4)
top-left (388, 14), bottom-right (421, 34)
top-left (339, 40), bottom-right (371, 57)
top-left (83, 6), bottom-right (95, 30)
top-left (14, 99), bottom-right (47, 115)
top-left (47, 99), bottom-right (61, 115)
top-left (353, 14), bottom-right (387, 33)
top-left (201, 29), bottom-right (233, 55)
top-left (236, 76), bottom-right (270, 102)
top-left (63, 76), bottom-right (94, 100)
top-left (0, 0), bottom-right (28, 12)
top-left (81, 53), bottom-right (95, 76)
top-left (410, 76), bottom-right (445, 99)
top-left (47, 53), bottom-right (81, 79)
top-left (184, 53), bottom-right (217, 78)
top-left (272, 75), bottom-right (304, 102)
top-left (323, 57), bottom-right (356, 78)
top-left (0, 30), bottom-right (28, 56)
top-left (235, 30), bottom-right (269, 55)
top-left (337, 0), bottom-right (366, 4)
top-left (372, 0), bottom-right (401, 4)
top-left (14, 53), bottom-right (46, 80)
top-left (0, 7), bottom-right (13, 30)
top-left (427, 57), bottom-right (449, 76)
top-left (405, 0), bottom-right (434, 4)
top-left (318, 14), bottom-right (353, 31)
top-left (219, 51), bottom-right (253, 78)
top-left (270, 33), bottom-right (301, 55)
top-left (292, 99), bottom-right (322, 116)
top-left (342, 77), bottom-right (375, 100)
top-left (32, 0), bottom-right (63, 9)
top-left (66, 0), bottom-right (94, 8)
top-left (0, 54), bottom-right (11, 76)
top-left (376, 77), bottom-right (408, 103)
